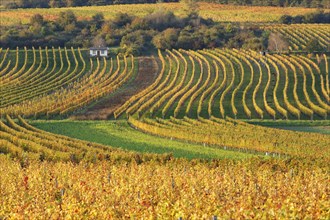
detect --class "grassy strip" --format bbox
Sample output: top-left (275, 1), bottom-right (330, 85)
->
top-left (246, 119), bottom-right (330, 134)
top-left (31, 120), bottom-right (257, 160)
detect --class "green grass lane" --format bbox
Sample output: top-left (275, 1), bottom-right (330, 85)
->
top-left (274, 126), bottom-right (330, 134)
top-left (31, 120), bottom-right (256, 160)
top-left (246, 119), bottom-right (330, 134)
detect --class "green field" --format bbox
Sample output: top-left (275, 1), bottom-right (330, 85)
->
top-left (31, 120), bottom-right (257, 160)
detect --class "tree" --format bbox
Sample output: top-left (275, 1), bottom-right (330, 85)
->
top-left (92, 35), bottom-right (106, 47)
top-left (176, 27), bottom-right (193, 49)
top-left (112, 13), bottom-right (134, 28)
top-left (321, 0), bottom-right (330, 8)
top-left (304, 38), bottom-right (325, 52)
top-left (33, 0), bottom-right (49, 8)
top-left (66, 0), bottom-right (77, 7)
top-left (30, 14), bottom-right (44, 26)
top-left (292, 15), bottom-right (303, 23)
top-left (120, 30), bottom-right (154, 55)
top-left (18, 0), bottom-right (30, 8)
top-left (88, 0), bottom-right (107, 6)
top-left (242, 37), bottom-right (264, 50)
top-left (202, 26), bottom-right (223, 48)
top-left (181, 0), bottom-right (199, 16)
top-left (144, 10), bottom-right (182, 31)
top-left (301, 0), bottom-right (310, 7)
top-left (57, 10), bottom-right (77, 29)
top-left (310, 0), bottom-right (322, 8)
top-left (5, 2), bottom-right (19, 9)
top-left (152, 28), bottom-right (179, 49)
top-left (49, 0), bottom-right (65, 7)
top-left (267, 32), bottom-right (289, 52)
top-left (279, 15), bottom-right (292, 24)
top-left (272, 0), bottom-right (285, 7)
top-left (29, 14), bottom-right (45, 35)
top-left (92, 13), bottom-right (105, 29)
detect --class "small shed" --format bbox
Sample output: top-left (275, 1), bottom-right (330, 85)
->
top-left (89, 47), bottom-right (109, 57)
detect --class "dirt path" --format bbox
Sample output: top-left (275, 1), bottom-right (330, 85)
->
top-left (71, 56), bottom-right (159, 120)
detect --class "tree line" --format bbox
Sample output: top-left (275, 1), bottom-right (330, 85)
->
top-left (4, 0), bottom-right (329, 8)
top-left (1, 8), bottom-right (328, 54)
top-left (0, 10), bottom-right (270, 54)
top-left (279, 11), bottom-right (330, 24)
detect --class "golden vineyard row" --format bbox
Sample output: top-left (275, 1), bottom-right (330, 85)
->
top-left (1, 153), bottom-right (329, 219)
top-left (0, 48), bottom-right (134, 117)
top-left (115, 49), bottom-right (329, 120)
top-left (0, 115), bottom-right (172, 163)
top-left (129, 116), bottom-right (330, 160)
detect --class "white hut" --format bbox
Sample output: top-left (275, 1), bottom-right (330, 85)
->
top-left (89, 47), bottom-right (109, 57)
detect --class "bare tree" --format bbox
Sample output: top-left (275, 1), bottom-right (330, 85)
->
top-left (92, 36), bottom-right (106, 48)
top-left (268, 32), bottom-right (290, 52)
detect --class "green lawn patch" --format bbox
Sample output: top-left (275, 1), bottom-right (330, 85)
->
top-left (31, 120), bottom-right (256, 160)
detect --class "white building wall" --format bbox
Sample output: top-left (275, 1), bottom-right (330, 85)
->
top-left (90, 49), bottom-right (108, 57)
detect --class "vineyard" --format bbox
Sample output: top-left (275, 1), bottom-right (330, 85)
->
top-left (0, 47), bottom-right (135, 117)
top-left (264, 24), bottom-right (330, 51)
top-left (1, 29), bottom-right (330, 217)
top-left (128, 116), bottom-right (330, 160)
top-left (0, 115), bottom-right (168, 162)
top-left (1, 47), bottom-right (329, 150)
top-left (114, 49), bottom-right (330, 121)
top-left (1, 46), bottom-right (329, 144)
top-left (1, 154), bottom-right (329, 219)
top-left (0, 115), bottom-right (329, 218)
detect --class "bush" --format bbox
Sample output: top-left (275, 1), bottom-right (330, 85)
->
top-left (120, 30), bottom-right (155, 55)
top-left (279, 11), bottom-right (330, 24)
top-left (279, 15), bottom-right (292, 24)
top-left (152, 28), bottom-right (179, 49)
top-left (144, 10), bottom-right (183, 31)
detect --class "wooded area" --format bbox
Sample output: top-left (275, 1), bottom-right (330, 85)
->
top-left (1, 8), bottom-right (329, 54)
